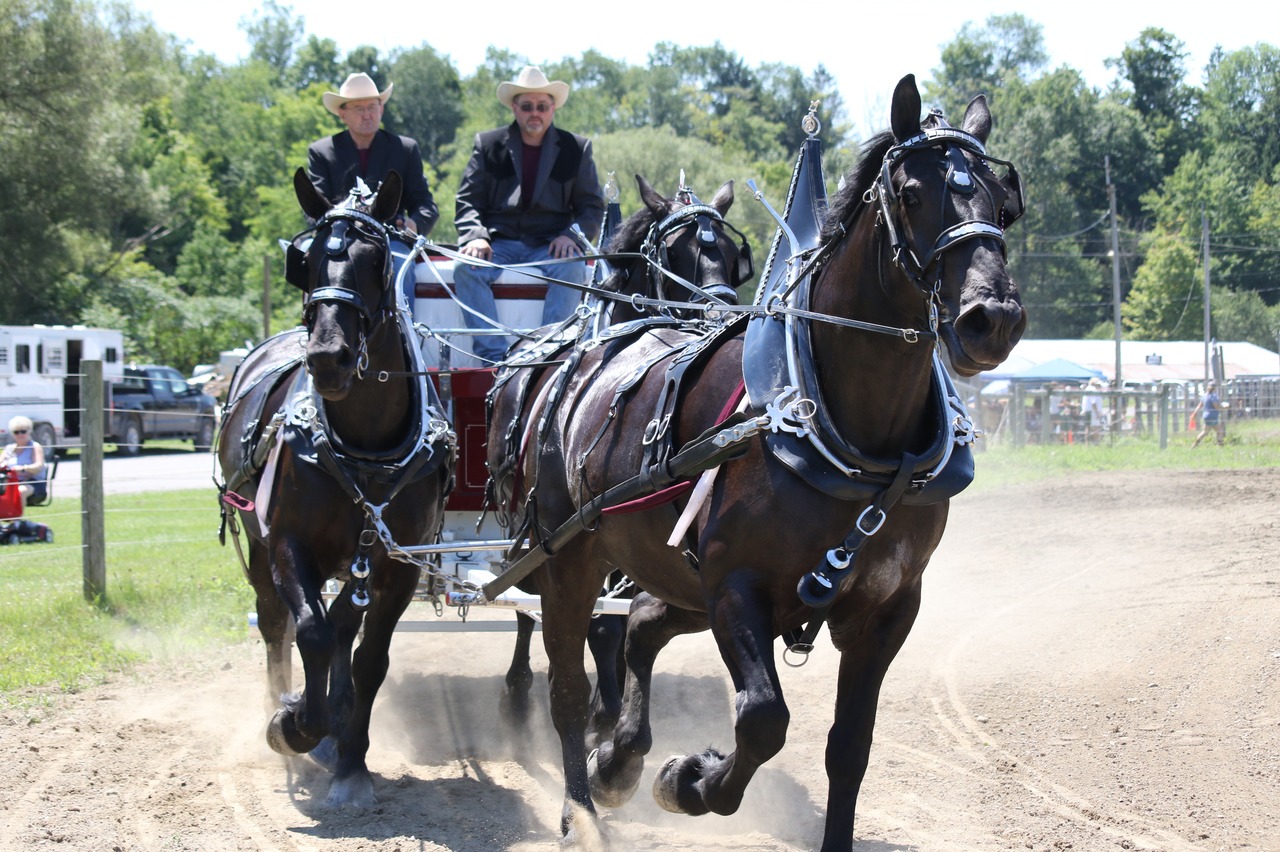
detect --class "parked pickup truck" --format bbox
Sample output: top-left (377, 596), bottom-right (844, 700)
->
top-left (108, 364), bottom-right (218, 454)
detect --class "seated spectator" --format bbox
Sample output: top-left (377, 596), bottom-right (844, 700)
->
top-left (1, 416), bottom-right (47, 505)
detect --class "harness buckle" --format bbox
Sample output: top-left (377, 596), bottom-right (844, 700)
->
top-left (642, 413), bottom-right (671, 446)
top-left (856, 504), bottom-right (887, 536)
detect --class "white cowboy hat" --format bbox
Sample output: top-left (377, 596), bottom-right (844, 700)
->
top-left (497, 66), bottom-right (570, 109)
top-left (322, 73), bottom-right (393, 116)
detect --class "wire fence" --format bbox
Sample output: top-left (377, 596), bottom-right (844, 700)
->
top-left (1, 362), bottom-right (220, 595)
top-left (958, 375), bottom-right (1280, 448)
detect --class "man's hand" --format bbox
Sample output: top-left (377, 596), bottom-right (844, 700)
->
top-left (548, 235), bottom-right (582, 260)
top-left (460, 239), bottom-right (492, 261)
top-left (400, 217), bottom-right (418, 235)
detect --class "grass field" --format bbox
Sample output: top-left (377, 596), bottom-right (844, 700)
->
top-left (2, 419), bottom-right (1277, 711)
top-left (0, 489), bottom-right (246, 707)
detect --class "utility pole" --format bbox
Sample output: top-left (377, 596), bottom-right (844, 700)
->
top-left (263, 254), bottom-right (272, 340)
top-left (1202, 208), bottom-right (1211, 383)
top-left (1106, 156), bottom-right (1123, 389)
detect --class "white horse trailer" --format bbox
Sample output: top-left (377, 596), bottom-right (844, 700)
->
top-left (0, 325), bottom-right (125, 451)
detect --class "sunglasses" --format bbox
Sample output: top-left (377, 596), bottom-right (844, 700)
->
top-left (12, 430), bottom-right (28, 435)
top-left (516, 102), bottom-right (552, 114)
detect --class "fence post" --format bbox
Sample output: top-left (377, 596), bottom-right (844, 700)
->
top-left (1158, 384), bottom-right (1169, 450)
top-left (81, 360), bottom-right (106, 601)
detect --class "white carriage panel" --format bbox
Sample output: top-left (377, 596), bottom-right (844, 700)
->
top-left (412, 258), bottom-right (547, 369)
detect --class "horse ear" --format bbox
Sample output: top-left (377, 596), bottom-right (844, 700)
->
top-left (371, 171), bottom-right (403, 223)
top-left (635, 174), bottom-right (671, 217)
top-left (961, 94), bottom-right (993, 144)
top-left (890, 74), bottom-right (922, 142)
top-left (710, 179), bottom-right (734, 215)
top-left (295, 168), bottom-right (330, 221)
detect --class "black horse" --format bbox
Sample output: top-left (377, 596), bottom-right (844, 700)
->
top-left (216, 169), bottom-right (455, 807)
top-left (486, 174), bottom-right (751, 740)
top-left (486, 75), bottom-right (1026, 849)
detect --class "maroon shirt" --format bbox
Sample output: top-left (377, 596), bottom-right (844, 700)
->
top-left (520, 144), bottom-right (542, 211)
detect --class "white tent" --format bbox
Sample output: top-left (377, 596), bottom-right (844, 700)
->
top-left (978, 340), bottom-right (1279, 384)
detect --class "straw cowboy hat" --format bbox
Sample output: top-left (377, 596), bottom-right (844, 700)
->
top-left (497, 66), bottom-right (570, 109)
top-left (322, 73), bottom-right (394, 116)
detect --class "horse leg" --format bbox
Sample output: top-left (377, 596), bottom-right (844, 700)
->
top-left (264, 544), bottom-right (334, 758)
top-left (818, 584), bottom-right (922, 852)
top-left (247, 542), bottom-right (294, 705)
top-left (538, 559), bottom-right (608, 842)
top-left (306, 585), bottom-right (362, 775)
top-left (500, 610), bottom-right (538, 725)
top-left (326, 564), bottom-right (420, 808)
top-left (652, 582), bottom-right (787, 817)
top-left (589, 591), bottom-right (706, 808)
top-left (584, 582), bottom-right (628, 750)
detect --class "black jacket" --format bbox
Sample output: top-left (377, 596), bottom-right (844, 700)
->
top-left (307, 129), bottom-right (440, 234)
top-left (454, 123), bottom-right (603, 247)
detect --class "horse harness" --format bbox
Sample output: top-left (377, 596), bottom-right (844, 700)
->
top-left (485, 113), bottom-right (1010, 658)
top-left (635, 187), bottom-right (754, 308)
top-left (218, 201), bottom-right (457, 609)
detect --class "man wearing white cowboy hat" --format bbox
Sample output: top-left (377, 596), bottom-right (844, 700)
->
top-left (454, 65), bottom-right (604, 362)
top-left (308, 72), bottom-right (440, 304)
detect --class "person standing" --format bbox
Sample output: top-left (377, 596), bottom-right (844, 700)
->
top-left (307, 72), bottom-right (440, 306)
top-left (453, 66), bottom-right (604, 363)
top-left (1081, 377), bottom-right (1107, 442)
top-left (1190, 381), bottom-right (1227, 447)
top-left (1, 416), bottom-right (47, 505)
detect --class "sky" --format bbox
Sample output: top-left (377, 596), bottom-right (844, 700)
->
top-left (128, 0), bottom-right (1270, 135)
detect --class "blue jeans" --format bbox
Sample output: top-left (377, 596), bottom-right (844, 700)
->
top-left (452, 239), bottom-right (586, 362)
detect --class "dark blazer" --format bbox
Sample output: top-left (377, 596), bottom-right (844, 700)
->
top-left (454, 123), bottom-right (604, 247)
top-left (307, 129), bottom-right (440, 235)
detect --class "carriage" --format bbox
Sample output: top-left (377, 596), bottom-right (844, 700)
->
top-left (216, 75), bottom-right (1026, 850)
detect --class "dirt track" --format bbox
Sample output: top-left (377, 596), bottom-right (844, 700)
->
top-left (2, 468), bottom-right (1278, 851)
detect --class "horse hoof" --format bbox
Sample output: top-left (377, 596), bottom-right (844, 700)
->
top-left (652, 755), bottom-right (687, 814)
top-left (265, 709), bottom-right (303, 757)
top-left (587, 747), bottom-right (642, 809)
top-left (324, 773), bottom-right (376, 808)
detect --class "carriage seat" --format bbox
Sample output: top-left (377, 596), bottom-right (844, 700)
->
top-left (24, 454), bottom-right (57, 508)
top-left (413, 257), bottom-right (547, 289)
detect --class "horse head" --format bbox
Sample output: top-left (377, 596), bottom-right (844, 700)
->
top-left (883, 75), bottom-right (1026, 375)
top-left (824, 75), bottom-right (1026, 378)
top-left (600, 175), bottom-right (751, 321)
top-left (289, 168), bottom-right (403, 400)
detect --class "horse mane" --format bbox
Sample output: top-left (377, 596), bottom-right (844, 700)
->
top-left (819, 130), bottom-right (895, 244)
top-left (604, 205), bottom-right (658, 255)
top-left (597, 204), bottom-right (661, 294)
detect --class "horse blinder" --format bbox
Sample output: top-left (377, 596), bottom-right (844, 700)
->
top-left (285, 242), bottom-right (310, 291)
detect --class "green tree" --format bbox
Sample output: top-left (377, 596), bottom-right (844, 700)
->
top-left (924, 14), bottom-right (1048, 118)
top-left (1200, 44), bottom-right (1280, 181)
top-left (1123, 232), bottom-right (1202, 339)
top-left (290, 34), bottom-right (340, 90)
top-left (241, 0), bottom-right (302, 84)
top-left (1108, 28), bottom-right (1199, 173)
top-left (385, 45), bottom-right (464, 168)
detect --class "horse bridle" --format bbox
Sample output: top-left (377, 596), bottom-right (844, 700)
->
top-left (641, 193), bottom-right (753, 308)
top-left (870, 117), bottom-right (1024, 291)
top-left (286, 205), bottom-right (398, 373)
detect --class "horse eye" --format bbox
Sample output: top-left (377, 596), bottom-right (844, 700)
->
top-left (899, 184), bottom-right (921, 209)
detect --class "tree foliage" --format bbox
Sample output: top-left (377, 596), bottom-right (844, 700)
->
top-left (3, 0), bottom-right (1278, 370)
